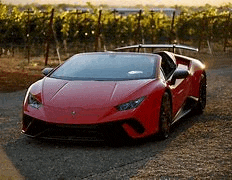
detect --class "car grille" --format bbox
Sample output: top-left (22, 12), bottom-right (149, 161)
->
top-left (22, 114), bottom-right (145, 142)
top-left (23, 114), bottom-right (107, 141)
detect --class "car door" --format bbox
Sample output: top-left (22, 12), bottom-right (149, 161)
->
top-left (160, 53), bottom-right (190, 117)
top-left (168, 68), bottom-right (191, 116)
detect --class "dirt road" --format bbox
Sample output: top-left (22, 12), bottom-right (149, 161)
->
top-left (132, 67), bottom-right (232, 179)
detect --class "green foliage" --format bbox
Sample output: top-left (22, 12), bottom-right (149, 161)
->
top-left (176, 7), bottom-right (231, 44)
top-left (0, 3), bottom-right (231, 52)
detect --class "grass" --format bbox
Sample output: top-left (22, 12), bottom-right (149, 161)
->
top-left (0, 56), bottom-right (61, 92)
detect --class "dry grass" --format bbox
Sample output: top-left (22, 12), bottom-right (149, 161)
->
top-left (194, 52), bottom-right (232, 69)
top-left (0, 56), bottom-right (60, 92)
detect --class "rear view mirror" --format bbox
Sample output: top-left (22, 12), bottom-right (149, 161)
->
top-left (169, 69), bottom-right (190, 85)
top-left (42, 68), bottom-right (54, 76)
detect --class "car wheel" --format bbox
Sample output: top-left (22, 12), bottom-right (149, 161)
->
top-left (195, 74), bottom-right (207, 114)
top-left (159, 92), bottom-right (172, 139)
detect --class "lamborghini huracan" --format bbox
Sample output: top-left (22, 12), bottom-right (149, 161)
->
top-left (22, 44), bottom-right (206, 144)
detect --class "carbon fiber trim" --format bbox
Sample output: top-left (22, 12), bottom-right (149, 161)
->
top-left (22, 114), bottom-right (145, 141)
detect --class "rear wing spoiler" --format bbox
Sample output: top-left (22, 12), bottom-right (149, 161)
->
top-left (115, 44), bottom-right (198, 53)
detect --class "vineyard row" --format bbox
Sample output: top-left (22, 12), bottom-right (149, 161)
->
top-left (0, 4), bottom-right (231, 60)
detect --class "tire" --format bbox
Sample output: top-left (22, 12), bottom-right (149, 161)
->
top-left (159, 92), bottom-right (172, 139)
top-left (194, 74), bottom-right (207, 114)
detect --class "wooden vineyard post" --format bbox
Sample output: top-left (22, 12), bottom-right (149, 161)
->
top-left (169, 11), bottom-right (176, 44)
top-left (224, 12), bottom-right (231, 52)
top-left (24, 9), bottom-right (34, 63)
top-left (150, 10), bottom-right (156, 44)
top-left (45, 9), bottom-right (54, 66)
top-left (95, 10), bottom-right (102, 52)
top-left (198, 14), bottom-right (207, 52)
top-left (135, 10), bottom-right (142, 45)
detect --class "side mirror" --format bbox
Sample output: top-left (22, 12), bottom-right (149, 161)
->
top-left (42, 68), bottom-right (54, 76)
top-left (169, 69), bottom-right (190, 85)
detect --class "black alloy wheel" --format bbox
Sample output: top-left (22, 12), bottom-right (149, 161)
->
top-left (159, 92), bottom-right (172, 139)
top-left (195, 74), bottom-right (207, 114)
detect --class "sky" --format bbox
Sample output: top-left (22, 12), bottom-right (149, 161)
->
top-left (3, 0), bottom-right (232, 6)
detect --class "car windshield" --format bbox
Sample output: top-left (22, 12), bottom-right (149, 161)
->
top-left (50, 53), bottom-right (157, 81)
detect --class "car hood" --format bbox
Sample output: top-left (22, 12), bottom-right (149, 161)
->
top-left (40, 77), bottom-right (153, 109)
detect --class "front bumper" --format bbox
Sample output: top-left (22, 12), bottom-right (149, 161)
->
top-left (22, 114), bottom-right (145, 141)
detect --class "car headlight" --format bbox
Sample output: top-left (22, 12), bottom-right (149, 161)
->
top-left (28, 93), bottom-right (42, 109)
top-left (116, 96), bottom-right (145, 111)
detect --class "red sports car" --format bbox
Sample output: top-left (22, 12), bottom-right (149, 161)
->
top-left (22, 44), bottom-right (206, 144)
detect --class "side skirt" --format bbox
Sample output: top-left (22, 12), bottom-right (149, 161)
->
top-left (172, 96), bottom-right (198, 125)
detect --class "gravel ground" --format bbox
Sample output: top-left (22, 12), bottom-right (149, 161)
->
top-left (131, 67), bottom-right (232, 179)
top-left (0, 54), bottom-right (231, 179)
